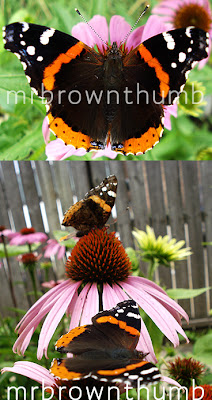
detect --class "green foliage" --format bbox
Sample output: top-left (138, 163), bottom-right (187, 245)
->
top-left (193, 331), bottom-right (212, 366)
top-left (166, 287), bottom-right (211, 300)
top-left (0, 314), bottom-right (70, 399)
top-left (0, 243), bottom-right (39, 257)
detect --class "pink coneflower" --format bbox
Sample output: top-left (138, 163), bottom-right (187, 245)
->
top-left (1, 361), bottom-right (181, 399)
top-left (13, 228), bottom-right (189, 361)
top-left (9, 227), bottom-right (48, 246)
top-left (42, 279), bottom-right (65, 289)
top-left (17, 252), bottom-right (41, 266)
top-left (152, 0), bottom-right (212, 68)
top-left (0, 226), bottom-right (17, 241)
top-left (44, 15), bottom-right (177, 160)
top-left (44, 239), bottom-right (66, 260)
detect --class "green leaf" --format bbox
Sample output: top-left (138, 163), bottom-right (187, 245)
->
top-left (166, 287), bottom-right (211, 299)
top-left (193, 332), bottom-right (212, 366)
top-left (0, 120), bottom-right (46, 160)
top-left (0, 243), bottom-right (39, 257)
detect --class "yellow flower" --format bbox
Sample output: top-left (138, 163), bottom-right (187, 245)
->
top-left (133, 226), bottom-right (192, 267)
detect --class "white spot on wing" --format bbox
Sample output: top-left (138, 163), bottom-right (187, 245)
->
top-left (26, 75), bottom-right (31, 83)
top-left (187, 47), bottom-right (192, 52)
top-left (186, 27), bottom-right (192, 38)
top-left (162, 32), bottom-right (175, 50)
top-left (37, 55), bottom-right (43, 62)
top-left (40, 28), bottom-right (55, 45)
top-left (27, 45), bottom-right (36, 56)
top-left (141, 367), bottom-right (159, 375)
top-left (153, 374), bottom-right (162, 379)
top-left (191, 61), bottom-right (198, 68)
top-left (22, 22), bottom-right (29, 32)
top-left (21, 61), bottom-right (27, 70)
top-left (108, 191), bottom-right (116, 197)
top-left (128, 375), bottom-right (139, 380)
top-left (126, 312), bottom-right (140, 319)
top-left (180, 83), bottom-right (185, 92)
top-left (2, 38), bottom-right (6, 44)
top-left (20, 40), bottom-right (26, 46)
top-left (179, 52), bottom-right (186, 62)
top-left (31, 87), bottom-right (39, 96)
top-left (171, 62), bottom-right (177, 68)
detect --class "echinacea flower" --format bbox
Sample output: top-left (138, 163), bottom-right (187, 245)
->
top-left (42, 279), bottom-right (65, 288)
top-left (9, 227), bottom-right (48, 246)
top-left (133, 225), bottom-right (192, 267)
top-left (44, 239), bottom-right (66, 260)
top-left (167, 357), bottom-right (205, 387)
top-left (17, 252), bottom-right (41, 268)
top-left (13, 228), bottom-right (189, 361)
top-left (188, 384), bottom-right (212, 400)
top-left (0, 226), bottom-right (16, 241)
top-left (152, 0), bottom-right (212, 68)
top-left (1, 361), bottom-right (181, 400)
top-left (44, 15), bottom-right (177, 160)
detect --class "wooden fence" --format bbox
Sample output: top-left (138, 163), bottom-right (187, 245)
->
top-left (0, 160), bottom-right (212, 328)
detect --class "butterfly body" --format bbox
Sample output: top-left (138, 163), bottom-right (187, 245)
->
top-left (50, 300), bottom-right (161, 386)
top-left (3, 22), bottom-right (209, 154)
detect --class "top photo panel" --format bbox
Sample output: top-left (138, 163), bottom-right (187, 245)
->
top-left (1, 0), bottom-right (212, 161)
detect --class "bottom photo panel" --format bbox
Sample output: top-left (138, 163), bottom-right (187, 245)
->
top-left (0, 160), bottom-right (212, 400)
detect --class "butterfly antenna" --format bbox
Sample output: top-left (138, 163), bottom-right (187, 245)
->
top-left (75, 8), bottom-right (109, 48)
top-left (120, 5), bottom-right (149, 45)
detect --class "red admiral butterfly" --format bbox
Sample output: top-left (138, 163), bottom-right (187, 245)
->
top-left (50, 300), bottom-right (161, 385)
top-left (62, 175), bottom-right (117, 237)
top-left (3, 22), bottom-right (209, 154)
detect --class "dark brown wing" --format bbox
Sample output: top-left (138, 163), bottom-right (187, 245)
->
top-left (62, 175), bottom-right (117, 235)
top-left (50, 358), bottom-right (161, 387)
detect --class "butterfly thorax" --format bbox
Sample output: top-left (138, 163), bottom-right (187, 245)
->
top-left (104, 42), bottom-right (123, 87)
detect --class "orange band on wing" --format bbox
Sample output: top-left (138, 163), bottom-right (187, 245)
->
top-left (138, 45), bottom-right (169, 98)
top-left (96, 316), bottom-right (140, 336)
top-left (115, 124), bottom-right (163, 155)
top-left (55, 325), bottom-right (87, 349)
top-left (97, 361), bottom-right (147, 376)
top-left (50, 359), bottom-right (83, 380)
top-left (43, 42), bottom-right (84, 91)
top-left (89, 195), bottom-right (111, 212)
top-left (47, 113), bottom-right (91, 150)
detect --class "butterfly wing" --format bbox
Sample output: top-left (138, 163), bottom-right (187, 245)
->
top-left (123, 27), bottom-right (209, 106)
top-left (55, 324), bottom-right (116, 355)
top-left (92, 300), bottom-right (141, 351)
top-left (62, 175), bottom-right (117, 234)
top-left (3, 22), bottom-right (107, 151)
top-left (55, 300), bottom-right (140, 355)
top-left (110, 26), bottom-right (209, 155)
top-left (50, 357), bottom-right (161, 386)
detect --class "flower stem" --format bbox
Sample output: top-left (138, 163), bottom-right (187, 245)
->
top-left (28, 266), bottom-right (38, 301)
top-left (148, 259), bottom-right (159, 281)
top-left (1, 234), bottom-right (18, 310)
